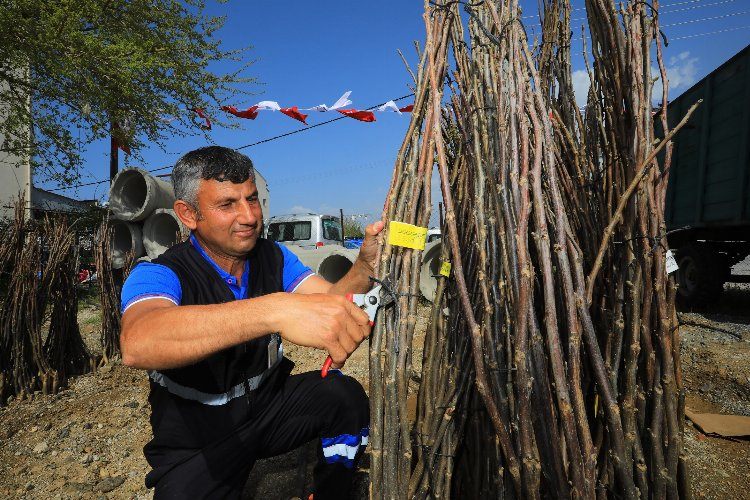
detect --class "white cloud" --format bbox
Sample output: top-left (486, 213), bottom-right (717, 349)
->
top-left (572, 69), bottom-right (591, 108)
top-left (653, 51), bottom-right (698, 102)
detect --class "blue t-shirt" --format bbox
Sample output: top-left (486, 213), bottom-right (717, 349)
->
top-left (121, 235), bottom-right (313, 312)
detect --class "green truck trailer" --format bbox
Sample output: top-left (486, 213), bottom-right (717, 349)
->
top-left (664, 43), bottom-right (750, 305)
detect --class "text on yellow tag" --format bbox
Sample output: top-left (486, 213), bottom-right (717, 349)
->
top-left (388, 221), bottom-right (428, 250)
top-left (439, 261), bottom-right (452, 277)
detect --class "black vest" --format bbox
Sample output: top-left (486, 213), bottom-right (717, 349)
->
top-left (143, 237), bottom-right (294, 470)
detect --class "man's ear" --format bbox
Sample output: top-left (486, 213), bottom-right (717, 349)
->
top-left (174, 200), bottom-right (199, 230)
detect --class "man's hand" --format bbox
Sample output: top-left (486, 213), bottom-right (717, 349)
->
top-left (274, 293), bottom-right (372, 369)
top-left (355, 220), bottom-right (385, 274)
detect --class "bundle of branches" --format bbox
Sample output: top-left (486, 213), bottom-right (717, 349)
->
top-left (95, 218), bottom-right (133, 364)
top-left (43, 215), bottom-right (95, 392)
top-left (371, 0), bottom-right (697, 498)
top-left (0, 201), bottom-right (54, 401)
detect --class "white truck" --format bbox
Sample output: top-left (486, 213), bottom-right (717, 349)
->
top-left (265, 213), bottom-right (344, 249)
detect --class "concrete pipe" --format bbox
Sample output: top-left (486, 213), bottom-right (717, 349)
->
top-left (109, 167), bottom-right (175, 221)
top-left (317, 248), bottom-right (359, 283)
top-left (419, 240), bottom-right (443, 302)
top-left (111, 220), bottom-right (145, 269)
top-left (285, 245), bottom-right (360, 284)
top-left (143, 209), bottom-right (189, 259)
top-left (285, 245), bottom-right (331, 275)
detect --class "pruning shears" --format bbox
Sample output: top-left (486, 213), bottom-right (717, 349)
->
top-left (320, 278), bottom-right (396, 377)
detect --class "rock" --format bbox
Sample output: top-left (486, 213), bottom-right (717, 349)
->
top-left (51, 450), bottom-right (58, 457)
top-left (25, 483), bottom-right (33, 491)
top-left (83, 422), bottom-right (93, 430)
top-left (95, 476), bottom-right (125, 493)
top-left (33, 441), bottom-right (49, 454)
top-left (30, 426), bottom-right (39, 433)
top-left (97, 423), bottom-right (103, 429)
top-left (42, 422), bottom-right (52, 431)
top-left (64, 481), bottom-right (92, 493)
top-left (124, 400), bottom-right (138, 408)
top-left (81, 453), bottom-right (93, 464)
top-left (58, 427), bottom-right (70, 439)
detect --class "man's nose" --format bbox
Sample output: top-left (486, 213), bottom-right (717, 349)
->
top-left (237, 199), bottom-right (258, 225)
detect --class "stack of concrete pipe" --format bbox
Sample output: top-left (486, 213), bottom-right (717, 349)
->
top-left (108, 168), bottom-right (188, 268)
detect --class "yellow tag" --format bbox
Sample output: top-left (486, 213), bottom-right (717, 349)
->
top-left (388, 221), bottom-right (428, 250)
top-left (439, 261), bottom-right (452, 277)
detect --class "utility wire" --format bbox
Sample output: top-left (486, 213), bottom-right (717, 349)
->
top-left (45, 93), bottom-right (415, 193)
top-left (526, 0), bottom-right (738, 28)
top-left (521, 0), bottom-right (720, 19)
top-left (567, 8), bottom-right (750, 41)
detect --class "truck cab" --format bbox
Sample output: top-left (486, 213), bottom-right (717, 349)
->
top-left (265, 213), bottom-right (344, 249)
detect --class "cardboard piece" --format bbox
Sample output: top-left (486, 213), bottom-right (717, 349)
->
top-left (685, 407), bottom-right (750, 437)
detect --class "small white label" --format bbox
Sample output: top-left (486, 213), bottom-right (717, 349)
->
top-left (666, 250), bottom-right (679, 274)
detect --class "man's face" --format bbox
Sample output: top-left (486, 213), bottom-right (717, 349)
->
top-left (192, 178), bottom-right (263, 257)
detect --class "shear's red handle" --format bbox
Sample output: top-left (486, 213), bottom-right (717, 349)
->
top-left (321, 355), bottom-right (333, 378)
top-left (321, 293), bottom-right (356, 377)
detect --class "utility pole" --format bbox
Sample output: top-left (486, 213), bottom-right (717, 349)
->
top-left (339, 208), bottom-right (346, 246)
top-left (109, 122), bottom-right (119, 183)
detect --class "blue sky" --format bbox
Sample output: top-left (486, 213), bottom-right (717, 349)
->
top-left (41, 0), bottom-right (750, 227)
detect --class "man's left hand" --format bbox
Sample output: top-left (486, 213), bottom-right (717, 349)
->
top-left (356, 220), bottom-right (385, 274)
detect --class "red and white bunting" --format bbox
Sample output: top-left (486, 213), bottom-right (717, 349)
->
top-left (191, 108), bottom-right (212, 130)
top-left (184, 92), bottom-right (414, 130)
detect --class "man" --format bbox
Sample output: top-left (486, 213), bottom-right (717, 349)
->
top-left (120, 146), bottom-right (383, 499)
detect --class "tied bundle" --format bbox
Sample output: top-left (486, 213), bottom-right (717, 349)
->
top-left (370, 0), bottom-right (697, 498)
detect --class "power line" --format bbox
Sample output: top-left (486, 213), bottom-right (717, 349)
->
top-left (567, 8), bottom-right (750, 42)
top-left (45, 93), bottom-right (415, 193)
top-left (662, 9), bottom-right (750, 27)
top-left (526, 0), bottom-right (741, 30)
top-left (670, 23), bottom-right (750, 40)
top-left (521, 0), bottom-right (725, 20)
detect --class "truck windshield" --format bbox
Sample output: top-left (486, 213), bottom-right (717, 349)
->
top-left (267, 221), bottom-right (312, 242)
top-left (322, 219), bottom-right (342, 241)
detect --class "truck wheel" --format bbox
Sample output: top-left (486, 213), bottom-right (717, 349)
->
top-left (676, 245), bottom-right (727, 306)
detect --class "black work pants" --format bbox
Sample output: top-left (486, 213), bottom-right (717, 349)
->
top-left (149, 370), bottom-right (369, 499)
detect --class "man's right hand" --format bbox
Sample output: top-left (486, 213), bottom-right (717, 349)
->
top-left (272, 293), bottom-right (371, 370)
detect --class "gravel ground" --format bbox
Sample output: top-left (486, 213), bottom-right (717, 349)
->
top-left (0, 286), bottom-right (747, 499)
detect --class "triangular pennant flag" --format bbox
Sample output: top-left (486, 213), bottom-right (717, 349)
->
top-left (221, 105), bottom-right (259, 120)
top-left (398, 104), bottom-right (414, 113)
top-left (256, 101), bottom-right (282, 111)
top-left (338, 109), bottom-right (376, 122)
top-left (116, 140), bottom-right (131, 155)
top-left (191, 108), bottom-right (212, 130)
top-left (306, 91), bottom-right (353, 112)
top-left (330, 91), bottom-right (352, 110)
top-left (377, 100), bottom-right (401, 114)
top-left (112, 122), bottom-right (131, 154)
top-left (280, 106), bottom-right (308, 124)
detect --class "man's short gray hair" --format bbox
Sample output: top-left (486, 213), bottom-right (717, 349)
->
top-left (172, 146), bottom-right (256, 207)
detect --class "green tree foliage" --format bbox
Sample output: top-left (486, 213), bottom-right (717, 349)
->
top-left (0, 0), bottom-right (253, 185)
top-left (343, 218), bottom-right (365, 238)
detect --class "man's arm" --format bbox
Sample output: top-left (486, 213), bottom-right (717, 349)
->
top-left (121, 292), bottom-right (370, 371)
top-left (295, 221), bottom-right (384, 296)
